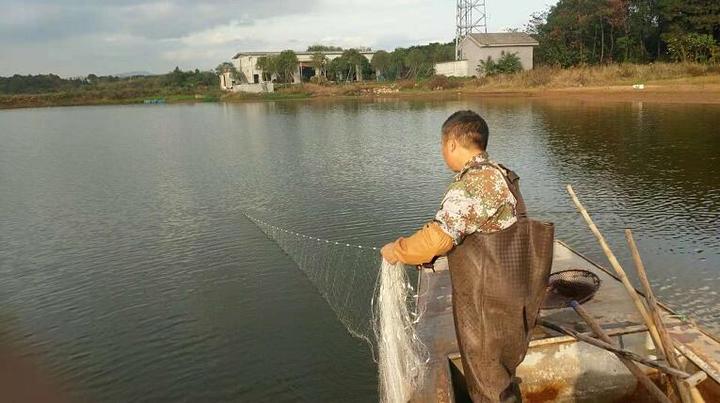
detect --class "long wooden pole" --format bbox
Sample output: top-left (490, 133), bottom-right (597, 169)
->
top-left (626, 230), bottom-right (701, 403)
top-left (539, 320), bottom-right (691, 379)
top-left (571, 301), bottom-right (672, 403)
top-left (566, 185), bottom-right (666, 356)
top-left (674, 343), bottom-right (720, 385)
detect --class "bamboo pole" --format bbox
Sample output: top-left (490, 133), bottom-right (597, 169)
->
top-left (571, 301), bottom-right (672, 403)
top-left (539, 320), bottom-right (691, 379)
top-left (689, 388), bottom-right (706, 403)
top-left (674, 343), bottom-right (720, 385)
top-left (565, 185), bottom-right (666, 356)
top-left (626, 230), bottom-right (703, 403)
top-left (682, 371), bottom-right (708, 388)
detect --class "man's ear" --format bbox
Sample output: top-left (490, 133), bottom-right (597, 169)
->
top-left (449, 139), bottom-right (457, 152)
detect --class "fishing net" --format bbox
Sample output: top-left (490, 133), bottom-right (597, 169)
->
top-left (245, 213), bottom-right (428, 402)
top-left (373, 260), bottom-right (428, 403)
top-left (542, 269), bottom-right (601, 309)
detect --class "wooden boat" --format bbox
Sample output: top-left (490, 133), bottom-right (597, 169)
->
top-left (413, 240), bottom-right (720, 402)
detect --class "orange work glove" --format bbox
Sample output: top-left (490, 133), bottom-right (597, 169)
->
top-left (392, 222), bottom-right (454, 265)
top-left (380, 242), bottom-right (400, 264)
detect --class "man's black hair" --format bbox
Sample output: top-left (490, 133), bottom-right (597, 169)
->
top-left (441, 110), bottom-right (489, 150)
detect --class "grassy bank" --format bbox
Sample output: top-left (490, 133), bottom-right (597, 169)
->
top-left (0, 69), bottom-right (220, 109)
top-left (0, 92), bottom-right (221, 109)
top-left (3, 63), bottom-right (720, 109)
top-left (262, 62), bottom-right (720, 97)
top-left (465, 62), bottom-right (720, 89)
top-left (249, 62), bottom-right (720, 104)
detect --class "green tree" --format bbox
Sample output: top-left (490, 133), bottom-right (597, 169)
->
top-left (0, 70), bottom-right (219, 98)
top-left (664, 32), bottom-right (719, 62)
top-left (404, 49), bottom-right (426, 78)
top-left (366, 42), bottom-right (452, 80)
top-left (528, 0), bottom-right (720, 65)
top-left (311, 52), bottom-right (327, 77)
top-left (0, 73), bottom-right (82, 94)
top-left (256, 56), bottom-right (278, 81)
top-left (307, 44), bottom-right (343, 52)
top-left (215, 62), bottom-right (239, 82)
top-left (477, 52), bottom-right (523, 76)
top-left (166, 66), bottom-right (187, 86)
top-left (658, 0), bottom-right (720, 42)
top-left (425, 42), bottom-right (455, 64)
top-left (341, 49), bottom-right (368, 81)
top-left (327, 56), bottom-right (351, 82)
top-left (275, 50), bottom-right (299, 83)
top-left (371, 50), bottom-right (391, 80)
top-left (386, 48), bottom-right (408, 80)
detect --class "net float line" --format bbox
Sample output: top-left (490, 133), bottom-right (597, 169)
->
top-left (242, 211), bottom-right (380, 251)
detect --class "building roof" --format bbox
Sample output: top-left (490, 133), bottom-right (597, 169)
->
top-left (465, 32), bottom-right (539, 47)
top-left (232, 50), bottom-right (375, 59)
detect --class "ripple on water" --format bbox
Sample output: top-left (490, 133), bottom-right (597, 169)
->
top-left (0, 100), bottom-right (718, 402)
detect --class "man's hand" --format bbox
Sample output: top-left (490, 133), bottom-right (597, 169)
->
top-left (380, 241), bottom-right (399, 264)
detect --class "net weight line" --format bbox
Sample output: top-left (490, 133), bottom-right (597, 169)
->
top-left (242, 209), bottom-right (384, 347)
top-left (242, 210), bottom-right (425, 360)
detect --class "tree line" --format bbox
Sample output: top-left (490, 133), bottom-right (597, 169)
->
top-left (528, 0), bottom-right (720, 66)
top-left (0, 67), bottom-right (218, 95)
top-left (224, 42), bottom-right (455, 84)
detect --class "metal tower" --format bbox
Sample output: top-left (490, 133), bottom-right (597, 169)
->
top-left (456, 0), bottom-right (488, 60)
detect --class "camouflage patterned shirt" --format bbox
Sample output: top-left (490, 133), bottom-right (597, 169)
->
top-left (434, 152), bottom-right (518, 245)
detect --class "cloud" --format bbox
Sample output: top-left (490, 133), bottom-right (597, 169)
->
top-left (0, 0), bottom-right (553, 76)
top-left (0, 0), bottom-right (319, 75)
top-left (0, 0), bottom-right (313, 42)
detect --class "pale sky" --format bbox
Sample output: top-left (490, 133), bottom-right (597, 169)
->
top-left (0, 0), bottom-right (556, 77)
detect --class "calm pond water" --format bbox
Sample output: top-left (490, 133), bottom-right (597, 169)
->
top-left (1, 98), bottom-right (719, 402)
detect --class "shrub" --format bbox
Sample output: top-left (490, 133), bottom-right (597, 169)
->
top-left (277, 84), bottom-right (310, 95)
top-left (466, 76), bottom-right (488, 87)
top-left (425, 75), bottom-right (462, 90)
top-left (685, 63), bottom-right (708, 76)
top-left (664, 33), bottom-right (719, 64)
top-left (477, 52), bottom-right (523, 76)
top-left (341, 86), bottom-right (363, 96)
top-left (618, 63), bottom-right (638, 78)
top-left (523, 66), bottom-right (554, 87)
top-left (396, 80), bottom-right (417, 90)
top-left (309, 75), bottom-right (330, 85)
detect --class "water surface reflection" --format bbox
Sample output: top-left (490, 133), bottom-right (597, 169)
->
top-left (0, 98), bottom-right (718, 401)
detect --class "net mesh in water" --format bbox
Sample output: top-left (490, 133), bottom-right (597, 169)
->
top-left (244, 212), bottom-right (428, 402)
top-left (542, 269), bottom-right (601, 309)
top-left (245, 212), bottom-right (380, 345)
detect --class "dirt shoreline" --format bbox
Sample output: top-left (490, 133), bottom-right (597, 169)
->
top-left (473, 83), bottom-right (720, 104)
top-left (3, 81), bottom-right (720, 110)
top-left (348, 80), bottom-right (720, 105)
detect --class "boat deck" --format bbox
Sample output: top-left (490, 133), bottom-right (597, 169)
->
top-left (413, 240), bottom-right (720, 402)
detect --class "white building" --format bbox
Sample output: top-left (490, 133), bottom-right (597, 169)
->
top-left (218, 67), bottom-right (274, 93)
top-left (231, 50), bottom-right (375, 85)
top-left (435, 33), bottom-right (539, 77)
top-left (219, 71), bottom-right (235, 90)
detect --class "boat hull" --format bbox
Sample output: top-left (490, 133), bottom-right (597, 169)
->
top-left (413, 241), bottom-right (720, 402)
